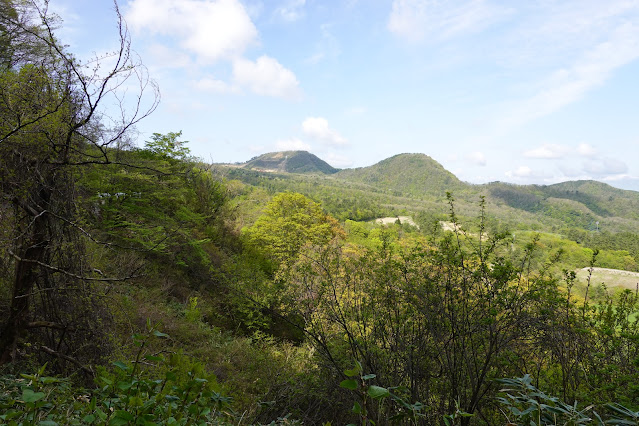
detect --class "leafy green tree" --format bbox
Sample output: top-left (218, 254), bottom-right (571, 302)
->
top-left (284, 197), bottom-right (578, 424)
top-left (0, 0), bottom-right (158, 367)
top-left (144, 131), bottom-right (191, 161)
top-left (243, 192), bottom-right (344, 267)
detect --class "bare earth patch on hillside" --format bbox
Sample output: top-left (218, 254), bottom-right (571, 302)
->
top-left (576, 267), bottom-right (639, 291)
top-left (375, 216), bottom-right (417, 227)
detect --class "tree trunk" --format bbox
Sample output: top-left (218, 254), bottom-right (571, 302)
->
top-left (0, 190), bottom-right (49, 365)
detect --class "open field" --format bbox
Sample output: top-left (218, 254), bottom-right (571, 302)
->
top-left (576, 267), bottom-right (639, 291)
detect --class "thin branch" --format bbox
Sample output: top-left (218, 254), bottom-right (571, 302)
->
top-left (26, 321), bottom-right (68, 330)
top-left (39, 345), bottom-right (94, 376)
top-left (8, 249), bottom-right (142, 282)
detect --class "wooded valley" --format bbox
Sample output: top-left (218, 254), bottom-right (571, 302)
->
top-left (3, 2), bottom-right (639, 425)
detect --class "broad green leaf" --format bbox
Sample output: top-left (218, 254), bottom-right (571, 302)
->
top-left (128, 396), bottom-right (144, 407)
top-left (352, 401), bottom-right (362, 414)
top-left (108, 417), bottom-right (130, 426)
top-left (344, 363), bottom-right (362, 377)
top-left (144, 355), bottom-right (164, 362)
top-left (117, 380), bottom-right (134, 391)
top-left (340, 379), bottom-right (358, 390)
top-left (22, 389), bottom-right (45, 403)
top-left (152, 330), bottom-right (169, 338)
top-left (367, 385), bottom-right (390, 399)
top-left (361, 374), bottom-right (376, 380)
top-left (113, 410), bottom-right (135, 421)
top-left (112, 361), bottom-right (129, 371)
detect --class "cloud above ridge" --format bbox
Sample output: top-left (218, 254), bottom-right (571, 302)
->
top-left (125, 0), bottom-right (301, 99)
top-left (302, 117), bottom-right (348, 146)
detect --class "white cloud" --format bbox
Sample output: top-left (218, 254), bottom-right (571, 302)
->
top-left (583, 157), bottom-right (628, 176)
top-left (126, 0), bottom-right (258, 63)
top-left (524, 144), bottom-right (569, 159)
top-left (577, 143), bottom-right (598, 157)
top-left (324, 152), bottom-right (353, 168)
top-left (498, 21), bottom-right (639, 131)
top-left (506, 166), bottom-right (533, 178)
top-left (147, 44), bottom-right (193, 69)
top-left (275, 138), bottom-right (311, 151)
top-left (602, 174), bottom-right (639, 182)
top-left (509, 0), bottom-right (639, 67)
top-left (193, 76), bottom-right (238, 94)
top-left (466, 151), bottom-right (486, 166)
top-left (274, 0), bottom-right (306, 22)
top-left (557, 164), bottom-right (583, 178)
top-left (600, 174), bottom-right (639, 191)
top-left (302, 117), bottom-right (348, 146)
top-left (388, 0), bottom-right (510, 42)
top-left (306, 23), bottom-right (340, 64)
top-left (233, 56), bottom-right (301, 99)
top-left (244, 0), bottom-right (264, 19)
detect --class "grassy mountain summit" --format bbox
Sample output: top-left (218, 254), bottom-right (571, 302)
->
top-left (244, 150), bottom-right (339, 174)
top-left (335, 153), bottom-right (465, 198)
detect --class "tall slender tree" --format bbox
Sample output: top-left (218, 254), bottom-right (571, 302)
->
top-left (0, 0), bottom-right (158, 368)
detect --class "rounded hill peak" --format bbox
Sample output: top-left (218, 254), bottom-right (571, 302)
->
top-left (335, 152), bottom-right (463, 197)
top-left (244, 151), bottom-right (338, 174)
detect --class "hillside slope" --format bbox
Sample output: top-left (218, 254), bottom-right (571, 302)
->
top-left (335, 153), bottom-right (466, 198)
top-left (223, 151), bottom-right (639, 233)
top-left (243, 151), bottom-right (338, 174)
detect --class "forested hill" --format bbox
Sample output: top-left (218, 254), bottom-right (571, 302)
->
top-left (484, 180), bottom-right (639, 228)
top-left (242, 150), bottom-right (338, 174)
top-left (335, 153), bottom-right (465, 197)
top-left (222, 150), bottom-right (639, 232)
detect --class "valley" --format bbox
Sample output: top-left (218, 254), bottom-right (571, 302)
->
top-left (3, 3), bottom-right (639, 422)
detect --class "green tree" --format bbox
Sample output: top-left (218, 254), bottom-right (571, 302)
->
top-left (243, 192), bottom-right (344, 267)
top-left (285, 198), bottom-right (574, 424)
top-left (0, 0), bottom-right (158, 367)
top-left (144, 130), bottom-right (191, 161)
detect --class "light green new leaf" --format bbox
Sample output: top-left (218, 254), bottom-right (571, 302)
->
top-left (367, 385), bottom-right (390, 399)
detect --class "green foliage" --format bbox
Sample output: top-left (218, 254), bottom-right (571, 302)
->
top-left (81, 142), bottom-right (230, 280)
top-left (184, 297), bottom-right (202, 323)
top-left (335, 153), bottom-right (464, 199)
top-left (144, 131), bottom-right (191, 161)
top-left (0, 324), bottom-right (235, 425)
top-left (243, 192), bottom-right (344, 267)
top-left (4, 6), bottom-right (639, 419)
top-left (496, 375), bottom-right (639, 425)
top-left (497, 375), bottom-right (602, 425)
top-left (223, 151), bottom-right (639, 235)
top-left (281, 196), bottom-right (639, 423)
top-left (338, 361), bottom-right (429, 425)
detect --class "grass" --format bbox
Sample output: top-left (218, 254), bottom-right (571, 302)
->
top-left (575, 267), bottom-right (639, 292)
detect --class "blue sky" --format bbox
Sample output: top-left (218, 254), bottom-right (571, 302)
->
top-left (51, 0), bottom-right (639, 190)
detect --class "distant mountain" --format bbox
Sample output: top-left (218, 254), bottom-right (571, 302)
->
top-left (335, 153), bottom-right (465, 197)
top-left (243, 151), bottom-right (338, 174)
top-left (484, 180), bottom-right (639, 224)
top-left (221, 151), bottom-right (639, 233)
